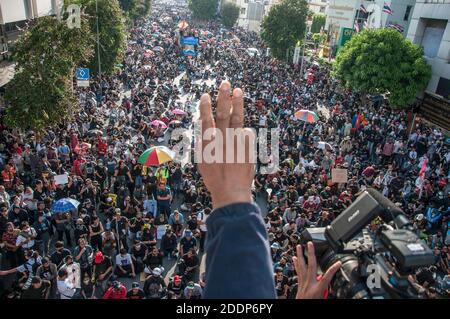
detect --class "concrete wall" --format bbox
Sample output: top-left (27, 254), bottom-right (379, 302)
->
top-left (406, 0), bottom-right (450, 95)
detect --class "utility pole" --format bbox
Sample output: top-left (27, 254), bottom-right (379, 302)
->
top-left (299, 24), bottom-right (308, 79)
top-left (96, 0), bottom-right (102, 99)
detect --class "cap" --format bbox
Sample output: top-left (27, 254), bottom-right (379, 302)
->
top-left (173, 275), bottom-right (182, 283)
top-left (271, 242), bottom-right (280, 250)
top-left (152, 267), bottom-right (162, 276)
top-left (94, 251), bottom-right (104, 264)
top-left (112, 281), bottom-right (121, 289)
top-left (185, 230), bottom-right (192, 237)
top-left (132, 282), bottom-right (140, 289)
top-left (187, 281), bottom-right (195, 289)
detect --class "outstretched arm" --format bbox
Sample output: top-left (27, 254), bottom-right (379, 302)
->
top-left (199, 81), bottom-right (275, 299)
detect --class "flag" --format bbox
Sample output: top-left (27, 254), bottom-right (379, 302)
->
top-left (383, 3), bottom-right (393, 14)
top-left (388, 23), bottom-right (404, 33)
top-left (360, 4), bottom-right (367, 13)
top-left (364, 20), bottom-right (369, 30)
top-left (354, 21), bottom-right (360, 33)
top-left (418, 158), bottom-right (428, 199)
top-left (352, 113), bottom-right (362, 129)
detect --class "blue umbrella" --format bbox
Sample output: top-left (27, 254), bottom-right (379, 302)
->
top-left (51, 198), bottom-right (80, 214)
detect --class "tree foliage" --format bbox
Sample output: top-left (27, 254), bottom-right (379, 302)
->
top-left (311, 14), bottom-right (325, 33)
top-left (5, 17), bottom-right (93, 132)
top-left (119, 0), bottom-right (152, 23)
top-left (188, 0), bottom-right (218, 20)
top-left (261, 0), bottom-right (308, 60)
top-left (68, 0), bottom-right (126, 75)
top-left (333, 29), bottom-right (431, 109)
top-left (220, 2), bottom-right (239, 29)
top-left (312, 32), bottom-right (327, 45)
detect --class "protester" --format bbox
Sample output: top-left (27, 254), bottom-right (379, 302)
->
top-left (0, 1), bottom-right (448, 299)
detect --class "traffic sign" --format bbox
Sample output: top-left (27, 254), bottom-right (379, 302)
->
top-left (76, 68), bottom-right (90, 81)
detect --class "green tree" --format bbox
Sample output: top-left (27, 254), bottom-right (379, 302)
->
top-left (311, 14), bottom-right (325, 33)
top-left (261, 0), bottom-right (308, 60)
top-left (220, 2), bottom-right (239, 29)
top-left (333, 28), bottom-right (431, 109)
top-left (5, 16), bottom-right (93, 132)
top-left (119, 0), bottom-right (152, 22)
top-left (188, 0), bottom-right (219, 20)
top-left (68, 0), bottom-right (126, 75)
top-left (312, 32), bottom-right (327, 46)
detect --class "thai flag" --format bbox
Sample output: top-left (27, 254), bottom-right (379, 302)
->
top-left (383, 3), bottom-right (393, 14)
top-left (354, 20), bottom-right (360, 32)
top-left (360, 4), bottom-right (367, 13)
top-left (388, 23), bottom-right (403, 33)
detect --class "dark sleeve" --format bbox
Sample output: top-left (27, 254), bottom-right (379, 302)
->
top-left (204, 202), bottom-right (276, 299)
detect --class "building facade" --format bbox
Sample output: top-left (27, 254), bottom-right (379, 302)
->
top-left (225, 0), bottom-right (278, 32)
top-left (325, 0), bottom-right (416, 48)
top-left (406, 0), bottom-right (450, 130)
top-left (406, 0), bottom-right (450, 99)
top-left (0, 0), bottom-right (63, 59)
top-left (308, 0), bottom-right (328, 14)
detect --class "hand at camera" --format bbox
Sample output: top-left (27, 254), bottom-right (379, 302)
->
top-left (293, 242), bottom-right (341, 299)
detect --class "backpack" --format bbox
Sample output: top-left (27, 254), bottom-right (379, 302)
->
top-left (147, 282), bottom-right (162, 299)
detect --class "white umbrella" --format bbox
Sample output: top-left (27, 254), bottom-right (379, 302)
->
top-left (317, 141), bottom-right (334, 152)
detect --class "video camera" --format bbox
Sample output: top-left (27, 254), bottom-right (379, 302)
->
top-left (300, 188), bottom-right (435, 299)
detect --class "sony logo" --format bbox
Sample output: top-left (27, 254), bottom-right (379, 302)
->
top-left (348, 209), bottom-right (360, 223)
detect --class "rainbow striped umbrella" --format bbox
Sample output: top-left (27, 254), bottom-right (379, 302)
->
top-left (294, 110), bottom-right (319, 123)
top-left (138, 146), bottom-right (175, 166)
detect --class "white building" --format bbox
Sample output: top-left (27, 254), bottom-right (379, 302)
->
top-left (406, 0), bottom-right (450, 99)
top-left (405, 0), bottom-right (450, 130)
top-left (325, 0), bottom-right (416, 47)
top-left (225, 0), bottom-right (277, 32)
top-left (0, 0), bottom-right (63, 59)
top-left (308, 0), bottom-right (328, 14)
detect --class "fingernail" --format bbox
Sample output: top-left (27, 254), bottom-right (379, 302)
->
top-left (234, 89), bottom-right (243, 98)
top-left (200, 94), bottom-right (209, 102)
top-left (220, 81), bottom-right (231, 93)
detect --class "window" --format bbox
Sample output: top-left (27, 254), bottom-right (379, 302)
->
top-left (421, 19), bottom-right (446, 58)
top-left (436, 77), bottom-right (450, 99)
top-left (404, 5), bottom-right (412, 21)
top-left (320, 7), bottom-right (325, 13)
top-left (240, 8), bottom-right (246, 15)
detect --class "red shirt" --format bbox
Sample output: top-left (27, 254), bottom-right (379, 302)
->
top-left (73, 158), bottom-right (85, 176)
top-left (103, 286), bottom-right (126, 299)
top-left (97, 138), bottom-right (108, 156)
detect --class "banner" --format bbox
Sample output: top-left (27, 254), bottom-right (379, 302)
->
top-left (332, 168), bottom-right (348, 184)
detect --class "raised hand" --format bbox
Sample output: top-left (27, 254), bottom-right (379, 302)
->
top-left (293, 242), bottom-right (341, 299)
top-left (197, 80), bottom-right (256, 210)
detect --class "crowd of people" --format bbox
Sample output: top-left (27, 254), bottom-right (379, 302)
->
top-left (0, 1), bottom-right (449, 299)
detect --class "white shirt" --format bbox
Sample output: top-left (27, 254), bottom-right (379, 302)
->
top-left (115, 253), bottom-right (133, 267)
top-left (60, 263), bottom-right (81, 288)
top-left (57, 279), bottom-right (76, 299)
top-left (16, 227), bottom-right (37, 249)
top-left (197, 211), bottom-right (208, 232)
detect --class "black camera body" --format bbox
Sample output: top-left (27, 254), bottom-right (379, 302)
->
top-left (300, 188), bottom-right (435, 299)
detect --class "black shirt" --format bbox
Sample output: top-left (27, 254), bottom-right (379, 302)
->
top-left (126, 289), bottom-right (146, 299)
top-left (94, 256), bottom-right (112, 276)
top-left (50, 249), bottom-right (71, 267)
top-left (21, 280), bottom-right (51, 299)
